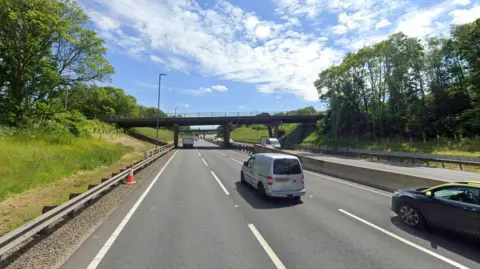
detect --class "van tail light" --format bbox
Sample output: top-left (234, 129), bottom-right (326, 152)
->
top-left (267, 176), bottom-right (273, 185)
top-left (302, 174), bottom-right (305, 184)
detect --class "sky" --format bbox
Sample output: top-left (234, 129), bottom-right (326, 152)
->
top-left (79, 0), bottom-right (480, 115)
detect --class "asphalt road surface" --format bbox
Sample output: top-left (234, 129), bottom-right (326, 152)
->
top-left (63, 139), bottom-right (480, 269)
top-left (283, 150), bottom-right (480, 182)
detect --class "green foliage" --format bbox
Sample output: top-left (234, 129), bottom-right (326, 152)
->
top-left (315, 19), bottom-right (480, 142)
top-left (0, 134), bottom-right (131, 200)
top-left (131, 127), bottom-right (174, 143)
top-left (0, 0), bottom-right (114, 125)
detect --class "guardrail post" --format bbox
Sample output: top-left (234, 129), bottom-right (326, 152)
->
top-left (459, 163), bottom-right (463, 170)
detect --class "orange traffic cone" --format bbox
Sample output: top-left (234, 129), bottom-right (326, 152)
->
top-left (125, 164), bottom-right (136, 184)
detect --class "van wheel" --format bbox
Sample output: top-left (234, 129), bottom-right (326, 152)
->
top-left (257, 183), bottom-right (268, 200)
top-left (240, 172), bottom-right (246, 184)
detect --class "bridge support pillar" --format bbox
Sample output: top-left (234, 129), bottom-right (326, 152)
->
top-left (173, 125), bottom-right (179, 148)
top-left (274, 123), bottom-right (280, 138)
top-left (267, 126), bottom-right (273, 137)
top-left (223, 123), bottom-right (232, 148)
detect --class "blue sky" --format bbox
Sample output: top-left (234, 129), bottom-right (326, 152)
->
top-left (79, 0), bottom-right (479, 115)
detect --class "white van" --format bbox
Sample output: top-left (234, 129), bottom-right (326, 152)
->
top-left (182, 135), bottom-right (194, 148)
top-left (241, 153), bottom-right (305, 199)
top-left (260, 137), bottom-right (281, 149)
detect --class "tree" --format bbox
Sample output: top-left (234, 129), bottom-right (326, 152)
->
top-left (0, 0), bottom-right (113, 124)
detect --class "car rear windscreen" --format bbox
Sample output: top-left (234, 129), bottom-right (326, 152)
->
top-left (273, 159), bottom-right (301, 175)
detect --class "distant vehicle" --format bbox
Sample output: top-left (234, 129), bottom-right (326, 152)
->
top-left (241, 153), bottom-right (305, 200)
top-left (391, 181), bottom-right (480, 236)
top-left (260, 137), bottom-right (281, 149)
top-left (182, 135), bottom-right (194, 148)
top-left (215, 137), bottom-right (224, 142)
top-left (229, 138), bottom-right (234, 143)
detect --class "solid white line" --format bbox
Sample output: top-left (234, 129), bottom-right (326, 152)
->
top-left (230, 157), bottom-right (243, 164)
top-left (202, 158), bottom-right (208, 166)
top-left (248, 224), bottom-right (287, 269)
top-left (87, 150), bottom-right (179, 269)
top-left (219, 152), bottom-right (226, 156)
top-left (305, 171), bottom-right (391, 197)
top-left (338, 209), bottom-right (469, 269)
top-left (210, 171), bottom-right (230, 195)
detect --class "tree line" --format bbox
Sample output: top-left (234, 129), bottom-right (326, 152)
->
top-left (0, 0), bottom-right (165, 127)
top-left (315, 19), bottom-right (480, 142)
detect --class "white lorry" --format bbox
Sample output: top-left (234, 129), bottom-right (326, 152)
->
top-left (182, 135), bottom-right (195, 148)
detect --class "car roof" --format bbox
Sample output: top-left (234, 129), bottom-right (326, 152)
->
top-left (254, 153), bottom-right (298, 159)
top-left (426, 181), bottom-right (480, 191)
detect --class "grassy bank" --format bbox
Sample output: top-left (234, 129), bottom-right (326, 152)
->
top-left (131, 127), bottom-right (174, 143)
top-left (302, 132), bottom-right (480, 158)
top-left (0, 117), bottom-right (154, 233)
top-left (230, 124), bottom-right (300, 143)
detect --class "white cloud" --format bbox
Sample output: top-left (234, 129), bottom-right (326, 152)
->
top-left (82, 0), bottom-right (479, 102)
top-left (453, 0), bottom-right (471, 6)
top-left (184, 104), bottom-right (190, 108)
top-left (238, 105), bottom-right (244, 109)
top-left (450, 5), bottom-right (480, 24)
top-left (375, 18), bottom-right (391, 30)
top-left (81, 0), bottom-right (343, 101)
top-left (396, 7), bottom-right (446, 37)
top-left (181, 84), bottom-right (228, 96)
top-left (211, 85), bottom-right (228, 92)
top-left (134, 81), bottom-right (158, 89)
top-left (276, 96), bottom-right (282, 99)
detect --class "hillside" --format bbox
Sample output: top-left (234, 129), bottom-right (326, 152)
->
top-left (0, 114), bottom-right (154, 233)
top-left (131, 127), bottom-right (175, 143)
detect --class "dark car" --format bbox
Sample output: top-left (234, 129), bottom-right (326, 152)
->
top-left (391, 181), bottom-right (480, 237)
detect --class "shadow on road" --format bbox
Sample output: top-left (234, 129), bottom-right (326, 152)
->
top-left (233, 181), bottom-right (302, 209)
top-left (390, 216), bottom-right (480, 263)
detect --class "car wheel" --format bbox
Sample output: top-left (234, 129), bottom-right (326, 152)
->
top-left (398, 203), bottom-right (425, 229)
top-left (241, 172), bottom-right (246, 184)
top-left (293, 196), bottom-right (301, 202)
top-left (257, 183), bottom-right (268, 200)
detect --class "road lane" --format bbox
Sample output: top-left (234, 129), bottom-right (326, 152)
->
top-left (68, 147), bottom-right (276, 269)
top-left (197, 139), bottom-right (479, 268)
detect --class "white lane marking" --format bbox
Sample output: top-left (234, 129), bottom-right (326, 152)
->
top-left (305, 171), bottom-right (391, 197)
top-left (230, 157), bottom-right (243, 164)
top-left (248, 224), bottom-right (287, 269)
top-left (338, 209), bottom-right (469, 269)
top-left (219, 152), bottom-right (226, 156)
top-left (210, 171), bottom-right (230, 195)
top-left (201, 158), bottom-right (208, 166)
top-left (197, 152), bottom-right (202, 157)
top-left (87, 150), bottom-right (179, 269)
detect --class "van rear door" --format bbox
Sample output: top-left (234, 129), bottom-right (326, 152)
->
top-left (271, 158), bottom-right (303, 191)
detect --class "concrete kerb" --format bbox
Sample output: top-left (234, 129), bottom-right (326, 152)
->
top-left (253, 145), bottom-right (446, 192)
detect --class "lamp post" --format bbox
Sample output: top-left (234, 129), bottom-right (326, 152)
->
top-left (156, 73), bottom-right (167, 146)
top-left (174, 107), bottom-right (178, 117)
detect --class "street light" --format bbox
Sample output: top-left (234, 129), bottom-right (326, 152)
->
top-left (156, 73), bottom-right (167, 146)
top-left (174, 107), bottom-right (178, 117)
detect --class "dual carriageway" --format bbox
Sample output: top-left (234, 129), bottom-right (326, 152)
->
top-left (62, 139), bottom-right (480, 269)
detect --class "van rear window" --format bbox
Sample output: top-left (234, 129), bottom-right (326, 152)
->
top-left (273, 159), bottom-right (301, 175)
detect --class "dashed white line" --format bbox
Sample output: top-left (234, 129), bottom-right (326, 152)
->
top-left (305, 171), bottom-right (391, 197)
top-left (197, 152), bottom-right (202, 157)
top-left (201, 158), bottom-right (208, 166)
top-left (210, 171), bottom-right (230, 195)
top-left (219, 152), bottom-right (226, 156)
top-left (230, 157), bottom-right (243, 164)
top-left (86, 150), bottom-right (179, 269)
top-left (248, 224), bottom-right (287, 269)
top-left (338, 209), bottom-right (469, 269)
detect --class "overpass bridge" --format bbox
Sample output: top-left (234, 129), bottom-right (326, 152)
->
top-left (97, 112), bottom-right (322, 147)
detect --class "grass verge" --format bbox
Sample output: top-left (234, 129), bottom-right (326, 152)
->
top-left (131, 127), bottom-right (174, 143)
top-left (0, 125), bottom-right (154, 234)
